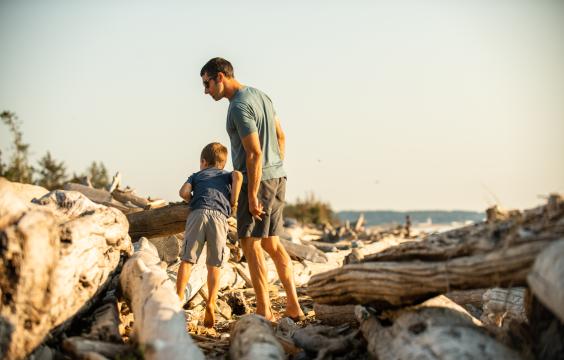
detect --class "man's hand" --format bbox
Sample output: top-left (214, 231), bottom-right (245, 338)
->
top-left (249, 194), bottom-right (265, 221)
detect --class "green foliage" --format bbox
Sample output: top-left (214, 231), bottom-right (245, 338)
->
top-left (85, 161), bottom-right (109, 189)
top-left (284, 192), bottom-right (337, 226)
top-left (1, 111), bottom-right (34, 183)
top-left (36, 151), bottom-right (68, 190)
top-left (1, 111), bottom-right (111, 189)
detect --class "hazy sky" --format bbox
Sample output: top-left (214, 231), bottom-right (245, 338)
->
top-left (1, 0), bottom-right (563, 211)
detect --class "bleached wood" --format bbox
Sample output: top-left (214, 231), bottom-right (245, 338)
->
top-left (63, 182), bottom-right (138, 213)
top-left (527, 239), bottom-right (564, 322)
top-left (445, 289), bottom-right (487, 307)
top-left (112, 188), bottom-right (152, 209)
top-left (356, 296), bottom-right (519, 360)
top-left (119, 238), bottom-right (204, 360)
top-left (364, 195), bottom-right (563, 262)
top-left (0, 187), bottom-right (132, 360)
top-left (229, 314), bottom-right (284, 360)
top-left (308, 241), bottom-right (549, 308)
top-left (280, 238), bottom-right (328, 263)
top-left (481, 287), bottom-right (527, 326)
top-left (0, 177), bottom-right (48, 203)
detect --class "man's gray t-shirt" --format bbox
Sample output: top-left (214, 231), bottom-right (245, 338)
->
top-left (226, 86), bottom-right (286, 182)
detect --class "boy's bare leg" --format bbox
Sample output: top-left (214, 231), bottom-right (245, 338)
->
top-left (240, 237), bottom-right (273, 320)
top-left (204, 265), bottom-right (221, 328)
top-left (176, 261), bottom-right (193, 302)
top-left (261, 236), bottom-right (304, 319)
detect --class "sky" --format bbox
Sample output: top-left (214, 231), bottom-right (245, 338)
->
top-left (1, 0), bottom-right (563, 212)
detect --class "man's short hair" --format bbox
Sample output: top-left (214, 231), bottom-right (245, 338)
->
top-left (201, 142), bottom-right (228, 168)
top-left (200, 57), bottom-right (234, 79)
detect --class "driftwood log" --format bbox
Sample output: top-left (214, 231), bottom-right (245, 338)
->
top-left (480, 287), bottom-right (527, 326)
top-left (356, 296), bottom-right (519, 359)
top-left (126, 203), bottom-right (190, 240)
top-left (229, 314), bottom-right (284, 360)
top-left (308, 196), bottom-right (563, 308)
top-left (527, 239), bottom-right (564, 322)
top-left (63, 182), bottom-right (137, 213)
top-left (119, 238), bottom-right (204, 360)
top-left (0, 186), bottom-right (132, 360)
top-left (364, 194), bottom-right (563, 262)
top-left (280, 238), bottom-right (328, 263)
top-left (308, 240), bottom-right (548, 308)
top-left (313, 304), bottom-right (357, 326)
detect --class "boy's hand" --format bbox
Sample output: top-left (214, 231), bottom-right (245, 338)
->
top-left (227, 217), bottom-right (237, 228)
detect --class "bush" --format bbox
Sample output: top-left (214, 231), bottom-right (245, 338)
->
top-left (284, 193), bottom-right (337, 226)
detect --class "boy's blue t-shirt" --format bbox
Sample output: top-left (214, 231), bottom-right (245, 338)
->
top-left (186, 167), bottom-right (232, 217)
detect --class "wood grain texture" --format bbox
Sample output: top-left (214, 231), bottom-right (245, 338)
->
top-left (229, 314), bottom-right (284, 360)
top-left (0, 187), bottom-right (132, 360)
top-left (119, 238), bottom-right (204, 360)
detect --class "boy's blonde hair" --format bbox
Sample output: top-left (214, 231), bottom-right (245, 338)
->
top-left (201, 142), bottom-right (228, 168)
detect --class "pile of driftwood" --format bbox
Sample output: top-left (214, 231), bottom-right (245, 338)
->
top-left (1, 175), bottom-right (563, 360)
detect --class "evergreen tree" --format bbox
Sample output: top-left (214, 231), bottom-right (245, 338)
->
top-left (36, 151), bottom-right (68, 190)
top-left (86, 161), bottom-right (109, 189)
top-left (0, 150), bottom-right (5, 176)
top-left (1, 111), bottom-right (33, 183)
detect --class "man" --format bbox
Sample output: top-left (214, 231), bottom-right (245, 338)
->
top-left (200, 57), bottom-right (304, 321)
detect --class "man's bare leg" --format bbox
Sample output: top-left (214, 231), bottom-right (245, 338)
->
top-left (176, 261), bottom-right (193, 302)
top-left (240, 236), bottom-right (273, 320)
top-left (204, 265), bottom-right (221, 328)
top-left (262, 236), bottom-right (304, 319)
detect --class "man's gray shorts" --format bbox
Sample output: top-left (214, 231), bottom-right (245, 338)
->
top-left (181, 208), bottom-right (227, 267)
top-left (237, 177), bottom-right (286, 239)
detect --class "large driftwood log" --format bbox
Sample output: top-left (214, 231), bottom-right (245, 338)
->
top-left (356, 296), bottom-right (519, 360)
top-left (307, 240), bottom-right (548, 308)
top-left (126, 203), bottom-right (190, 240)
top-left (0, 187), bottom-right (132, 360)
top-left (364, 194), bottom-right (563, 262)
top-left (527, 238), bottom-right (564, 322)
top-left (280, 238), bottom-right (328, 263)
top-left (119, 238), bottom-right (204, 360)
top-left (63, 182), bottom-right (138, 213)
top-left (229, 314), bottom-right (284, 360)
top-left (308, 197), bottom-right (563, 308)
top-left (0, 177), bottom-right (48, 203)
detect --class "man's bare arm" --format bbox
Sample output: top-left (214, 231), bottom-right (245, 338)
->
top-left (179, 182), bottom-right (192, 203)
top-left (241, 132), bottom-right (263, 219)
top-left (231, 170), bottom-right (243, 215)
top-left (275, 117), bottom-right (285, 161)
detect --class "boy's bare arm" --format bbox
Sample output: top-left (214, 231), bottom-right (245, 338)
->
top-left (179, 182), bottom-right (192, 203)
top-left (231, 171), bottom-right (243, 213)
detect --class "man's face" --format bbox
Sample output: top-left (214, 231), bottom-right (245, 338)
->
top-left (202, 72), bottom-right (222, 101)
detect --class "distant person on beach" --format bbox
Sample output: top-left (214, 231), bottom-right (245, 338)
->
top-left (176, 142), bottom-right (243, 328)
top-left (199, 57), bottom-right (305, 322)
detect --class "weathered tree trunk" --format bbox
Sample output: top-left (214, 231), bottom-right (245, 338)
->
top-left (126, 203), bottom-right (190, 240)
top-left (313, 304), bottom-right (357, 326)
top-left (308, 197), bottom-right (563, 308)
top-left (63, 182), bottom-right (139, 213)
top-left (0, 187), bottom-right (132, 360)
top-left (148, 233), bottom-right (182, 264)
top-left (229, 314), bottom-right (284, 360)
top-left (119, 238), bottom-right (204, 360)
top-left (307, 241), bottom-right (548, 308)
top-left (527, 239), bottom-right (564, 322)
top-left (364, 195), bottom-right (563, 262)
top-left (280, 238), bottom-right (328, 263)
top-left (445, 289), bottom-right (487, 307)
top-left (356, 296), bottom-right (520, 359)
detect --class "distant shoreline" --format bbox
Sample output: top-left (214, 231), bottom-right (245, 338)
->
top-left (337, 210), bottom-right (485, 226)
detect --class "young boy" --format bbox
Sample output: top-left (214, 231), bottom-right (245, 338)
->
top-left (176, 142), bottom-right (243, 328)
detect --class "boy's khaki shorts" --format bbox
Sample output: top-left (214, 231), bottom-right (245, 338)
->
top-left (237, 177), bottom-right (286, 239)
top-left (181, 208), bottom-right (227, 267)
